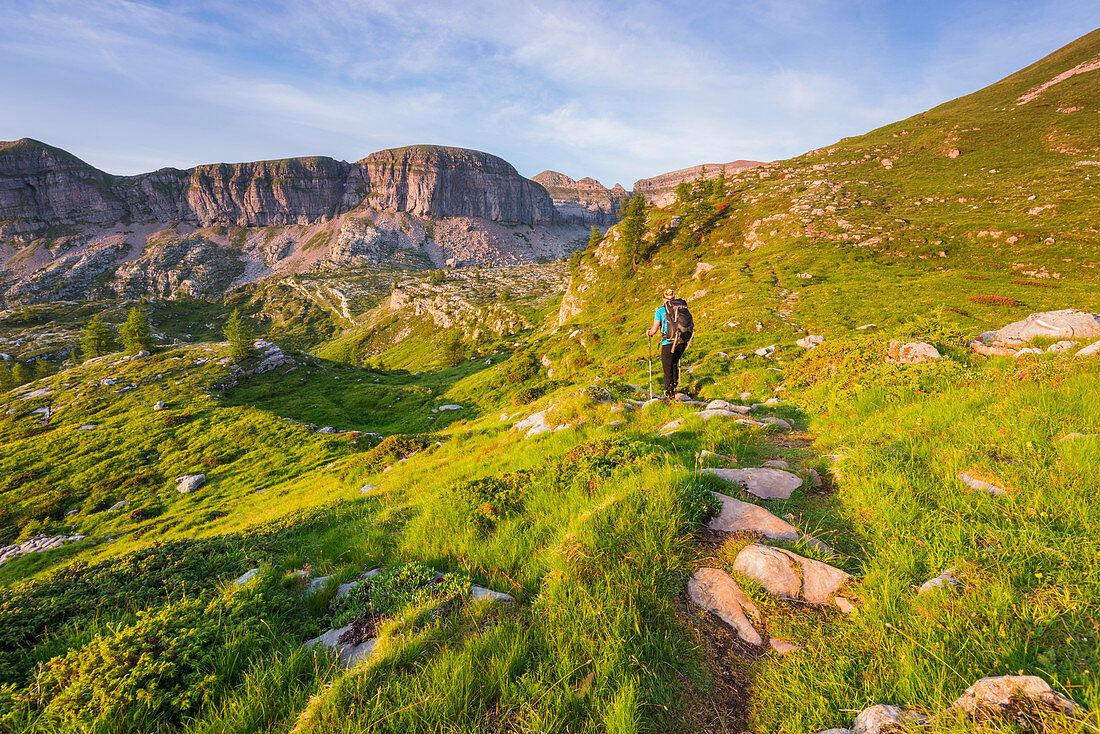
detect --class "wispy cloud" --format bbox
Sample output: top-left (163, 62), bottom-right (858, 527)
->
top-left (0, 0), bottom-right (1096, 185)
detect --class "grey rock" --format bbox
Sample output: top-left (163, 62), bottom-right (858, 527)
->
top-left (958, 472), bottom-right (1006, 496)
top-left (702, 467), bottom-right (803, 500)
top-left (797, 335), bottom-right (825, 349)
top-left (1078, 340), bottom-right (1100, 357)
top-left (733, 544), bottom-right (853, 607)
top-left (107, 500), bottom-right (131, 512)
top-left (470, 585), bottom-right (515, 603)
top-left (991, 309), bottom-right (1100, 346)
top-left (153, 401), bottom-right (165, 411)
top-left (918, 568), bottom-right (962, 594)
top-left (306, 625), bottom-right (379, 669)
top-left (688, 567), bottom-right (763, 646)
top-left (851, 704), bottom-right (927, 734)
top-left (235, 568), bottom-right (260, 585)
top-left (887, 341), bottom-right (941, 364)
top-left (951, 675), bottom-right (1080, 718)
top-left (762, 459), bottom-right (790, 469)
top-left (176, 474), bottom-right (206, 493)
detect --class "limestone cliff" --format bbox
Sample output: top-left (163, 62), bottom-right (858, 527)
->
top-left (633, 160), bottom-right (765, 206)
top-left (531, 171), bottom-right (630, 226)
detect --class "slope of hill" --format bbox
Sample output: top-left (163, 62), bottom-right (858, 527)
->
top-left (1, 27), bottom-right (1099, 734)
top-left (633, 159), bottom-right (765, 206)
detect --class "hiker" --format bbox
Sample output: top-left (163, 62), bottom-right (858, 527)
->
top-left (645, 287), bottom-right (694, 398)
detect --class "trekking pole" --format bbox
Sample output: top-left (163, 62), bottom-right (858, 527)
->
top-left (648, 334), bottom-right (653, 398)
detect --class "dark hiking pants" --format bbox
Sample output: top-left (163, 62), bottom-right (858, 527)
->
top-left (661, 342), bottom-right (687, 397)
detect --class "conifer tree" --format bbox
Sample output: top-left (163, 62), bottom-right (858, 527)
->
top-left (119, 306), bottom-right (154, 354)
top-left (11, 362), bottom-right (33, 385)
top-left (618, 193), bottom-right (648, 271)
top-left (223, 309), bottom-right (255, 360)
top-left (81, 314), bottom-right (115, 360)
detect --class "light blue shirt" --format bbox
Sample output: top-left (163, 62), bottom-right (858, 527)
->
top-left (654, 305), bottom-right (671, 346)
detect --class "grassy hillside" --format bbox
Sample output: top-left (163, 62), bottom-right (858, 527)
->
top-left (0, 29), bottom-right (1099, 734)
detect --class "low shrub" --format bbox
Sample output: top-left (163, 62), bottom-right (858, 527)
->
top-left (452, 471), bottom-right (535, 531)
top-left (968, 295), bottom-right (1021, 306)
top-left (332, 561), bottom-right (468, 633)
top-left (1011, 279), bottom-right (1059, 288)
top-left (679, 474), bottom-right (724, 524)
top-left (359, 434), bottom-right (430, 472)
top-left (512, 384), bottom-right (546, 405)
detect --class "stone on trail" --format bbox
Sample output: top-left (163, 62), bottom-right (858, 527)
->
top-left (769, 638), bottom-right (802, 655)
top-left (695, 408), bottom-right (752, 422)
top-left (918, 568), bottom-right (961, 594)
top-left (951, 675), bottom-right (1081, 719)
top-left (762, 460), bottom-right (790, 469)
top-left (733, 544), bottom-right (853, 608)
top-left (808, 468), bottom-right (824, 488)
top-left (176, 474), bottom-right (206, 493)
top-left (958, 471), bottom-right (1006, 496)
top-left (851, 704), bottom-right (927, 734)
top-left (886, 341), bottom-right (941, 364)
top-left (709, 492), bottom-right (831, 554)
top-left (702, 467), bottom-right (803, 500)
top-left (762, 417), bottom-right (792, 431)
top-left (688, 568), bottom-right (763, 646)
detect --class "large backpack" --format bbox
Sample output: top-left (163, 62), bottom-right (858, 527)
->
top-left (663, 298), bottom-right (695, 349)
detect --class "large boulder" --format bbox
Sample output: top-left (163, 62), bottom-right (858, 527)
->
top-left (702, 467), bottom-right (803, 500)
top-left (687, 568), bottom-right (763, 646)
top-left (708, 491), bottom-right (831, 553)
top-left (989, 309), bottom-right (1100, 346)
top-left (733, 544), bottom-right (853, 608)
top-left (951, 675), bottom-right (1080, 720)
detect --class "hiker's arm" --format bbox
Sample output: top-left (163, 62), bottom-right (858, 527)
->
top-left (645, 319), bottom-right (661, 336)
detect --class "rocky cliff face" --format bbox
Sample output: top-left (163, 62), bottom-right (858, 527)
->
top-left (531, 171), bottom-right (630, 226)
top-left (360, 146), bottom-right (556, 224)
top-left (0, 139), bottom-right (593, 304)
top-left (0, 139), bottom-right (559, 232)
top-left (633, 159), bottom-right (765, 206)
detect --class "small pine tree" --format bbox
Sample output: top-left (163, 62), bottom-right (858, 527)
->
top-left (11, 362), bottom-right (33, 386)
top-left (119, 306), bottom-right (154, 354)
top-left (618, 193), bottom-right (648, 271)
top-left (442, 333), bottom-right (466, 367)
top-left (81, 315), bottom-right (115, 360)
top-left (34, 359), bottom-right (56, 380)
top-left (223, 309), bottom-right (255, 360)
top-left (0, 365), bottom-right (14, 392)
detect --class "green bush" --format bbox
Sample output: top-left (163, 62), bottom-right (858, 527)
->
top-left (678, 474), bottom-right (724, 524)
top-left (451, 471), bottom-right (534, 531)
top-left (332, 561), bottom-right (468, 629)
top-left (498, 351), bottom-right (540, 385)
top-left (360, 434), bottom-right (430, 473)
top-left (28, 581), bottom-right (300, 729)
top-left (512, 383), bottom-right (546, 405)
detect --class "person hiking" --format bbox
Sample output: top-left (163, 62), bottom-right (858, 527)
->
top-left (645, 287), bottom-right (693, 399)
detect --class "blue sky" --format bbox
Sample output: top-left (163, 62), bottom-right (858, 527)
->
top-left (1, 1), bottom-right (1097, 186)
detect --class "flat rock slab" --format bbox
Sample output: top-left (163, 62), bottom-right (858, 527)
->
top-left (958, 472), bottom-right (1007, 496)
top-left (702, 468), bottom-right (803, 500)
top-left (688, 568), bottom-right (763, 646)
top-left (708, 492), bottom-right (800, 542)
top-left (733, 544), bottom-right (853, 608)
top-left (696, 408), bottom-right (752, 421)
top-left (951, 675), bottom-right (1080, 717)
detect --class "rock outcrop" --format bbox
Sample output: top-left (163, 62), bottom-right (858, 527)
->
top-left (633, 159), bottom-right (765, 206)
top-left (531, 170), bottom-right (630, 226)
